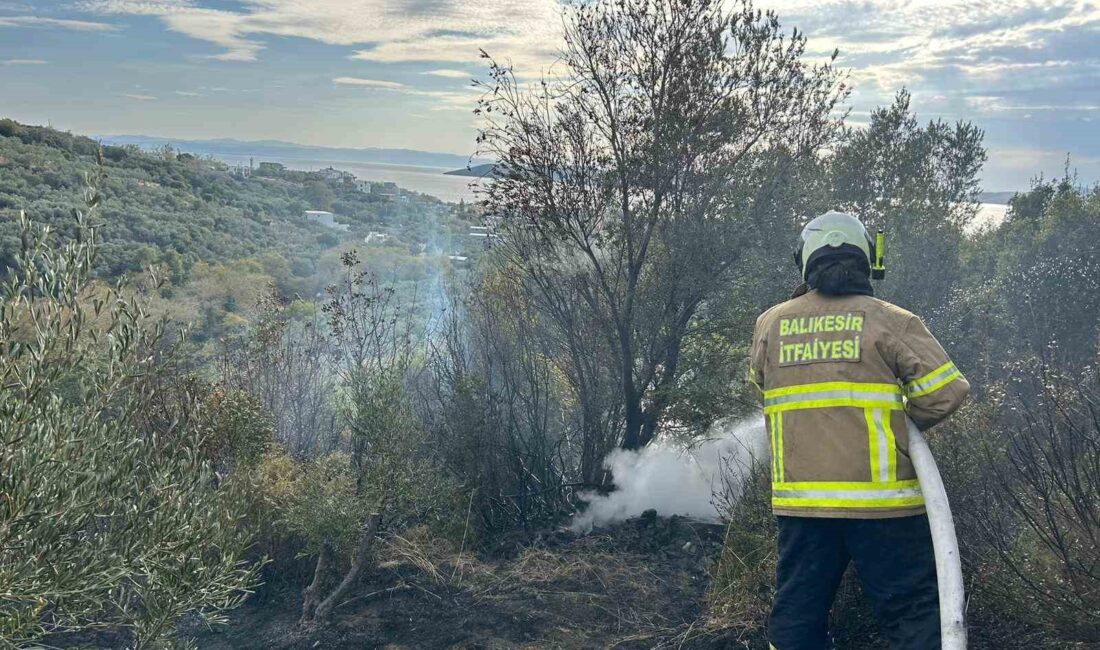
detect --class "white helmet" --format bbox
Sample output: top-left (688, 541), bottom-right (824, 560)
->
top-left (794, 211), bottom-right (882, 280)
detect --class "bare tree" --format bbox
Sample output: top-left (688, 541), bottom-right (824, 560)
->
top-left (477, 0), bottom-right (845, 450)
top-left (322, 250), bottom-right (418, 377)
top-left (972, 365), bottom-right (1100, 640)
top-left (222, 290), bottom-right (338, 457)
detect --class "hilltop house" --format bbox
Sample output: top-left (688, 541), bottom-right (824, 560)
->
top-left (318, 167), bottom-right (353, 182)
top-left (469, 225), bottom-right (500, 241)
top-left (256, 161), bottom-right (286, 176)
top-left (303, 210), bottom-right (349, 231)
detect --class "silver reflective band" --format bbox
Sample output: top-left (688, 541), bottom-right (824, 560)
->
top-left (873, 408), bottom-right (890, 483)
top-left (773, 486), bottom-right (924, 500)
top-left (764, 389), bottom-right (903, 407)
top-left (908, 363), bottom-right (959, 395)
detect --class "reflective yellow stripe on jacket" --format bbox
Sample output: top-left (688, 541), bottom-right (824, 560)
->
top-left (772, 480), bottom-right (924, 509)
top-left (763, 381), bottom-right (923, 511)
top-left (905, 361), bottom-right (962, 398)
top-left (763, 381), bottom-right (903, 414)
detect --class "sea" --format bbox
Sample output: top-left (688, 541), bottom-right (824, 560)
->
top-left (216, 155), bottom-right (480, 203)
top-left (213, 154), bottom-right (1011, 227)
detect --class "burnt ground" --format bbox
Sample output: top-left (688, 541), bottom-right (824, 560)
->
top-left (185, 512), bottom-right (763, 650)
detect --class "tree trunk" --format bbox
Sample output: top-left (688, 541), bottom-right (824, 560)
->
top-left (637, 335), bottom-right (684, 448)
top-left (299, 541), bottom-right (333, 625)
top-left (313, 513), bottom-right (382, 621)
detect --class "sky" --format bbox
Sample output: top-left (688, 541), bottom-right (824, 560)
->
top-left (1, 1), bottom-right (1098, 190)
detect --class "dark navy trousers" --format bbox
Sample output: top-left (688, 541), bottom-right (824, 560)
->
top-left (768, 515), bottom-right (941, 650)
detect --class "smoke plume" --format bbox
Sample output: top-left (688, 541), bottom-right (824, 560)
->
top-left (571, 416), bottom-right (767, 532)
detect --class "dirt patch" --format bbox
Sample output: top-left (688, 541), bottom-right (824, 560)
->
top-left (187, 513), bottom-right (762, 649)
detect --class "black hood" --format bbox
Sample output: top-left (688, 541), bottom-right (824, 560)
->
top-left (805, 252), bottom-right (874, 297)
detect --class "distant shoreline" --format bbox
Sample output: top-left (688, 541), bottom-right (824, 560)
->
top-left (98, 133), bottom-right (489, 171)
top-left (214, 156), bottom-right (483, 203)
top-left (444, 163), bottom-right (498, 178)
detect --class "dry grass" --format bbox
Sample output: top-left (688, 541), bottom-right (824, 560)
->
top-left (378, 525), bottom-right (489, 587)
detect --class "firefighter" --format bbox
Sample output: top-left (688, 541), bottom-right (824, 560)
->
top-left (749, 211), bottom-right (970, 650)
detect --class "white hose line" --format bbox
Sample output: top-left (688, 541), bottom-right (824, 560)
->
top-left (906, 417), bottom-right (968, 649)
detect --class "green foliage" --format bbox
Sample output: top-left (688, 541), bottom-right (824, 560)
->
top-left (942, 175), bottom-right (1100, 377)
top-left (278, 450), bottom-right (369, 556)
top-left (304, 180), bottom-right (336, 211)
top-left (347, 369), bottom-right (465, 538)
top-left (0, 209), bottom-right (260, 648)
top-left (203, 388), bottom-right (276, 468)
top-left (0, 119), bottom-right (475, 296)
top-left (0, 124), bottom-right (314, 281)
top-left (254, 370), bottom-right (465, 563)
top-left (831, 89), bottom-right (986, 318)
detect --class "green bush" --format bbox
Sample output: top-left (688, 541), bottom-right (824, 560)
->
top-left (203, 387), bottom-right (276, 469)
top-left (0, 208), bottom-right (260, 648)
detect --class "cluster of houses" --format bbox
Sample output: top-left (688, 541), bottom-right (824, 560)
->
top-left (236, 161), bottom-right (491, 266)
top-left (468, 224), bottom-right (501, 242)
top-left (234, 161), bottom-right (410, 204)
top-left (359, 222), bottom-right (494, 267)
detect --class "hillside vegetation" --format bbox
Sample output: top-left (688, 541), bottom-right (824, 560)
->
top-left (2, 0), bottom-right (1098, 648)
top-left (0, 117), bottom-right (481, 348)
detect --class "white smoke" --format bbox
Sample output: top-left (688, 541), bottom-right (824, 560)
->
top-left (571, 416), bottom-right (767, 532)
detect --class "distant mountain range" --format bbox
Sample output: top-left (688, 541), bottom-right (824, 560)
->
top-left (98, 134), bottom-right (491, 170)
top-left (978, 191), bottom-right (1017, 205)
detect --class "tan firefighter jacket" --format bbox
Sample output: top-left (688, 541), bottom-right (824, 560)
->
top-left (749, 289), bottom-right (970, 519)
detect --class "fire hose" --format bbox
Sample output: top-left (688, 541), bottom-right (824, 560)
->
top-left (906, 417), bottom-right (967, 649)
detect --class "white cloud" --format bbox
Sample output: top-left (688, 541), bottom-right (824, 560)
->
top-left (122, 93), bottom-right (157, 100)
top-left (335, 75), bottom-right (481, 111)
top-left (333, 76), bottom-right (406, 89)
top-left (76, 0), bottom-right (1100, 104)
top-left (422, 69), bottom-right (473, 79)
top-left (967, 95), bottom-right (1100, 113)
top-left (1, 58), bottom-right (47, 65)
top-left (173, 90), bottom-right (203, 96)
top-left (80, 0), bottom-right (563, 71)
top-left (40, 0), bottom-right (1096, 189)
top-left (747, 1), bottom-right (1100, 99)
top-left (0, 15), bottom-right (118, 31)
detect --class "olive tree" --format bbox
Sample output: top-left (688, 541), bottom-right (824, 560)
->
top-left (477, 0), bottom-right (846, 451)
top-left (0, 203), bottom-right (259, 647)
top-left (221, 290), bottom-right (339, 458)
top-left (830, 89), bottom-right (986, 319)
